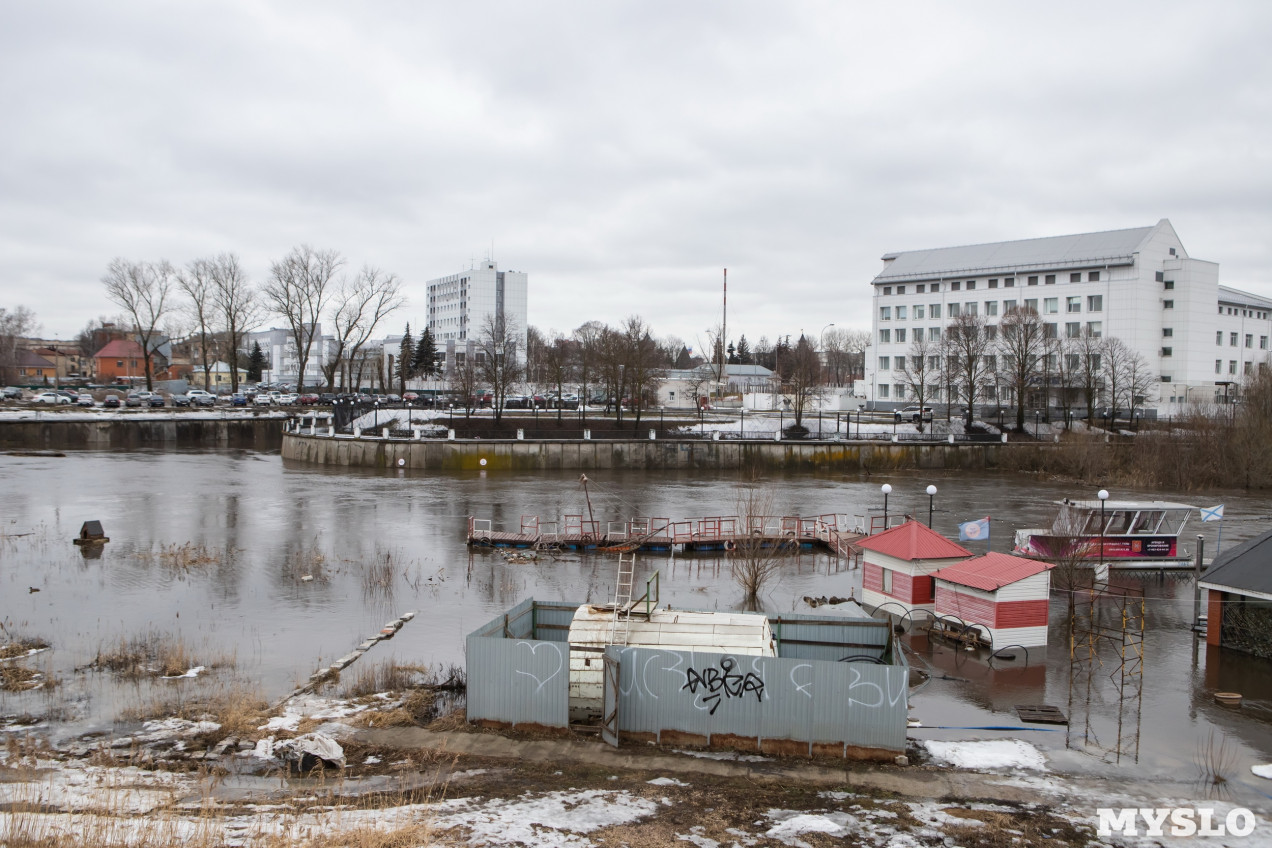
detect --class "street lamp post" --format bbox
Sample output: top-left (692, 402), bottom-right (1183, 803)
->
top-left (1097, 488), bottom-right (1109, 582)
top-left (881, 483), bottom-right (892, 530)
top-left (926, 485), bottom-right (937, 528)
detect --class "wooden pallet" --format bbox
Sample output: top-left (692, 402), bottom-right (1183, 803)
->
top-left (1015, 704), bottom-right (1068, 725)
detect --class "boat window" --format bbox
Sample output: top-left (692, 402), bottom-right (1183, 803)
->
top-left (1166, 509), bottom-right (1191, 535)
top-left (1080, 512), bottom-right (1103, 535)
top-left (1105, 511), bottom-right (1133, 534)
top-left (1131, 511), bottom-right (1164, 534)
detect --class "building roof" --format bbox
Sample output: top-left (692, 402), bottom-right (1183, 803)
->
top-left (1218, 286), bottom-right (1272, 309)
top-left (16, 349), bottom-right (55, 367)
top-left (873, 221), bottom-right (1167, 283)
top-left (1199, 529), bottom-right (1272, 599)
top-left (931, 551), bottom-right (1054, 592)
top-left (94, 339), bottom-right (144, 358)
top-left (857, 519), bottom-right (972, 561)
top-left (568, 604), bottom-right (776, 655)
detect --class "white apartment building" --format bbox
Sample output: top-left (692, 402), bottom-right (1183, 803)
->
top-left (866, 219), bottom-right (1272, 416)
top-left (245, 325), bottom-right (336, 388)
top-left (426, 259), bottom-right (528, 372)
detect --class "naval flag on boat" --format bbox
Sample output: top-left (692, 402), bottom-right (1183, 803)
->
top-left (958, 517), bottom-right (990, 541)
top-left (1201, 504), bottom-right (1225, 522)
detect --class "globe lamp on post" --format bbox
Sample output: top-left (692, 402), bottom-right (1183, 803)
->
top-left (881, 483), bottom-right (892, 530)
top-left (926, 484), bottom-right (937, 529)
top-left (1097, 488), bottom-right (1110, 580)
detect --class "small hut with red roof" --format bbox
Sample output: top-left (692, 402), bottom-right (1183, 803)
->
top-left (858, 520), bottom-right (972, 619)
top-left (930, 552), bottom-right (1055, 648)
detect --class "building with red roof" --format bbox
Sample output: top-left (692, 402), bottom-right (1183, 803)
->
top-left (858, 520), bottom-right (972, 618)
top-left (94, 339), bottom-right (147, 383)
top-left (931, 552), bottom-right (1055, 648)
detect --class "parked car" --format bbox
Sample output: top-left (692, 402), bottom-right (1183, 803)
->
top-left (192, 393), bottom-right (217, 407)
top-left (186, 389), bottom-right (215, 402)
top-left (318, 393), bottom-right (336, 404)
top-left (230, 394), bottom-right (248, 406)
top-left (102, 394), bottom-right (122, 408)
top-left (33, 391), bottom-right (72, 404)
top-left (298, 393), bottom-right (319, 405)
top-left (253, 393), bottom-right (272, 406)
top-left (277, 393), bottom-right (298, 405)
top-left (2, 386), bottom-right (23, 400)
top-left (171, 394), bottom-right (192, 407)
top-left (76, 393), bottom-right (95, 407)
top-left (125, 393), bottom-right (144, 407)
top-left (894, 406), bottom-right (934, 423)
top-left (148, 394), bottom-right (167, 408)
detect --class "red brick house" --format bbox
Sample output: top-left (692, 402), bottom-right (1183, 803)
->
top-left (94, 339), bottom-right (150, 383)
top-left (859, 520), bottom-right (972, 619)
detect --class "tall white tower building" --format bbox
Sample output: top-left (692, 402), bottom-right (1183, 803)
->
top-left (426, 260), bottom-right (528, 372)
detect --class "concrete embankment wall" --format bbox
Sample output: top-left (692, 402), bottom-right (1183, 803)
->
top-left (282, 432), bottom-right (1009, 472)
top-left (0, 418), bottom-right (285, 450)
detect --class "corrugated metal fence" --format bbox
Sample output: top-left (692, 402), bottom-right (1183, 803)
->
top-left (465, 600), bottom-right (908, 755)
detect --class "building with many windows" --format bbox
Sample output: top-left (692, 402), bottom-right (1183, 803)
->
top-left (866, 219), bottom-right (1272, 416)
top-left (426, 260), bottom-right (528, 373)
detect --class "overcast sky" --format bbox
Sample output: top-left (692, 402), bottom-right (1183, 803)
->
top-left (3, 1), bottom-right (1271, 352)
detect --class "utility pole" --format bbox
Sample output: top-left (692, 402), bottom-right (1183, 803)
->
top-left (721, 268), bottom-right (727, 403)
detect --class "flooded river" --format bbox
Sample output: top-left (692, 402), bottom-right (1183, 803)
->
top-left (3, 448), bottom-right (1272, 788)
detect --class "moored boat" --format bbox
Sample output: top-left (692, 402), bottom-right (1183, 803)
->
top-left (1012, 498), bottom-right (1197, 568)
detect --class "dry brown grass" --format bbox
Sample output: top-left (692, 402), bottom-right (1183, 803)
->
top-left (0, 664), bottom-right (51, 692)
top-left (117, 683), bottom-right (271, 735)
top-left (91, 631), bottom-right (231, 679)
top-left (361, 548), bottom-right (398, 599)
top-left (138, 542), bottom-right (225, 573)
top-left (0, 637), bottom-right (49, 661)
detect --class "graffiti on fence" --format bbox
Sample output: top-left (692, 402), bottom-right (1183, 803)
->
top-left (513, 640), bottom-right (564, 693)
top-left (682, 656), bottom-right (765, 715)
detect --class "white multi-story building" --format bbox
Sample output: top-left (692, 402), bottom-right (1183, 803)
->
top-left (245, 325), bottom-right (336, 388)
top-left (866, 219), bottom-right (1272, 415)
top-left (426, 259), bottom-right (528, 372)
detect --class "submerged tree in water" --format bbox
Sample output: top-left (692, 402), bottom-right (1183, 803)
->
top-left (729, 474), bottom-right (796, 609)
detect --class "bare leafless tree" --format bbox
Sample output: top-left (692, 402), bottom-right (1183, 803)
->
top-left (0, 306), bottom-right (38, 384)
top-left (996, 306), bottom-right (1046, 432)
top-left (263, 246), bottom-right (343, 393)
top-left (176, 259), bottom-right (219, 390)
top-left (824, 327), bottom-right (870, 386)
top-left (897, 330), bottom-right (939, 432)
top-left (777, 334), bottom-right (823, 429)
top-left (540, 332), bottom-right (575, 420)
top-left (1073, 328), bottom-right (1103, 421)
top-left (322, 266), bottom-right (403, 391)
top-left (477, 313), bottom-right (524, 423)
top-left (208, 254), bottom-right (261, 394)
top-left (573, 320), bottom-right (605, 422)
top-left (730, 476), bottom-right (795, 608)
top-left (1120, 349), bottom-right (1157, 423)
top-left (620, 315), bottom-right (663, 426)
top-left (1101, 336), bottom-right (1133, 423)
top-left (945, 312), bottom-right (994, 429)
top-left (102, 258), bottom-right (176, 391)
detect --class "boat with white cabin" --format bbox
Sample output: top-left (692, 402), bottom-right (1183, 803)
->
top-left (1012, 498), bottom-right (1197, 569)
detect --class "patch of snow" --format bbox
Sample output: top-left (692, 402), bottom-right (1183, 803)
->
top-left (161, 665), bottom-right (205, 679)
top-left (363, 755), bottom-right (381, 765)
top-left (137, 718), bottom-right (220, 742)
top-left (764, 809), bottom-right (859, 845)
top-left (261, 715), bottom-right (300, 732)
top-left (1252, 764), bottom-right (1272, 780)
top-left (434, 789), bottom-right (659, 847)
top-left (648, 776), bottom-right (690, 787)
top-left (673, 748), bottom-right (770, 763)
top-left (252, 736), bottom-right (275, 759)
top-left (921, 739), bottom-right (1047, 771)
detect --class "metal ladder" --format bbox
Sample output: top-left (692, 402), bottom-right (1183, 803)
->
top-left (610, 552), bottom-right (637, 645)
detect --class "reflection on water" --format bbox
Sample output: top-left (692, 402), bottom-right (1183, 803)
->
top-left (2, 449), bottom-right (1272, 784)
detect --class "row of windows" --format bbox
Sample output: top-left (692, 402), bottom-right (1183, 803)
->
top-left (1220, 306), bottom-right (1270, 319)
top-left (880, 295), bottom-right (1103, 321)
top-left (879, 271), bottom-right (1103, 297)
top-left (879, 352), bottom-right (1103, 373)
top-left (1216, 360), bottom-right (1261, 376)
top-left (1216, 332), bottom-right (1269, 348)
top-left (879, 321), bottom-right (1103, 345)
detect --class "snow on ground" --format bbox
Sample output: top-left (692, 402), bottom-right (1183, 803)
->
top-left (1252, 764), bottom-right (1272, 780)
top-left (647, 776), bottom-right (690, 786)
top-left (433, 789), bottom-right (660, 847)
top-left (921, 739), bottom-right (1048, 771)
top-left (0, 409), bottom-right (288, 422)
top-left (673, 748), bottom-right (770, 763)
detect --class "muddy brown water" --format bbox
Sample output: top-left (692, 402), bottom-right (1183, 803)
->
top-left (3, 448), bottom-right (1272, 790)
